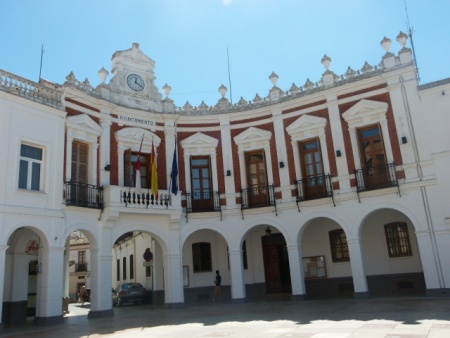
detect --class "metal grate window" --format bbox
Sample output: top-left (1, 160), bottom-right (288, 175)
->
top-left (329, 229), bottom-right (350, 262)
top-left (192, 242), bottom-right (212, 273)
top-left (384, 222), bottom-right (412, 257)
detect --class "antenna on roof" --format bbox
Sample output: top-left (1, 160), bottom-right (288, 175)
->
top-left (405, 1), bottom-right (420, 82)
top-left (227, 47), bottom-right (233, 104)
top-left (39, 44), bottom-right (44, 83)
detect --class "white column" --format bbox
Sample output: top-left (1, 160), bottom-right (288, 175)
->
top-left (272, 108), bottom-right (291, 201)
top-left (88, 226), bottom-right (114, 318)
top-left (347, 238), bottom-right (369, 296)
top-left (326, 95), bottom-right (351, 192)
top-left (100, 114), bottom-right (112, 186)
top-left (228, 249), bottom-right (246, 300)
top-left (63, 240), bottom-right (70, 297)
top-left (164, 217), bottom-right (183, 305)
top-left (34, 246), bottom-right (64, 324)
top-left (286, 245), bottom-right (306, 297)
top-left (0, 245), bottom-right (8, 328)
top-left (220, 118), bottom-right (237, 208)
top-left (415, 230), bottom-right (443, 290)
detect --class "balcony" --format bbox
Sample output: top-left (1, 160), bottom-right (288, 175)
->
top-left (75, 262), bottom-right (88, 272)
top-left (241, 184), bottom-right (277, 218)
top-left (354, 162), bottom-right (400, 202)
top-left (103, 186), bottom-right (172, 210)
top-left (65, 181), bottom-right (103, 209)
top-left (296, 174), bottom-right (335, 211)
top-left (186, 191), bottom-right (221, 221)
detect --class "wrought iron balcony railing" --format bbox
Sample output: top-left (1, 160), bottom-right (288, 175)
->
top-left (75, 262), bottom-right (88, 272)
top-left (295, 174), bottom-right (335, 211)
top-left (241, 184), bottom-right (277, 219)
top-left (65, 181), bottom-right (104, 209)
top-left (186, 190), bottom-right (222, 222)
top-left (354, 162), bottom-right (400, 202)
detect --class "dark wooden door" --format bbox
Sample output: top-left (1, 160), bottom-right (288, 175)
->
top-left (262, 233), bottom-right (291, 294)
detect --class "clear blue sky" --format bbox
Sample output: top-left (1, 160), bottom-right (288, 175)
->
top-left (1, 0), bottom-right (449, 107)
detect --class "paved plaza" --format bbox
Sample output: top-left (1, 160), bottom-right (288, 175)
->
top-left (2, 296), bottom-right (450, 337)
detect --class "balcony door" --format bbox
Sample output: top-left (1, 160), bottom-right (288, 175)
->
top-left (70, 141), bottom-right (88, 204)
top-left (299, 138), bottom-right (325, 199)
top-left (358, 125), bottom-right (389, 188)
top-left (124, 149), bottom-right (150, 189)
top-left (72, 141), bottom-right (88, 184)
top-left (191, 156), bottom-right (213, 212)
top-left (245, 150), bottom-right (269, 207)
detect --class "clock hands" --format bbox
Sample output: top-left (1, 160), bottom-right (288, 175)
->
top-left (134, 78), bottom-right (143, 90)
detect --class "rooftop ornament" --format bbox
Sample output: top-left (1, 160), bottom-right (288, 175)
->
top-left (162, 83), bottom-right (172, 98)
top-left (380, 37), bottom-right (392, 54)
top-left (396, 31), bottom-right (408, 48)
top-left (321, 54), bottom-right (332, 70)
top-left (269, 71), bottom-right (279, 87)
top-left (219, 84), bottom-right (228, 98)
top-left (98, 67), bottom-right (109, 83)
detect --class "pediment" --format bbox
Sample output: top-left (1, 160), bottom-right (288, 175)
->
top-left (234, 127), bottom-right (272, 145)
top-left (286, 115), bottom-right (327, 136)
top-left (181, 132), bottom-right (218, 149)
top-left (342, 99), bottom-right (388, 122)
top-left (67, 114), bottom-right (102, 135)
top-left (116, 127), bottom-right (161, 149)
top-left (112, 43), bottom-right (155, 70)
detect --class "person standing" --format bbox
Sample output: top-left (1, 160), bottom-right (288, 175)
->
top-left (212, 270), bottom-right (221, 302)
top-left (79, 285), bottom-right (87, 307)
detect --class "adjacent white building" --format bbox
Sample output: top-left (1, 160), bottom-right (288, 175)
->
top-left (1, 33), bottom-right (450, 330)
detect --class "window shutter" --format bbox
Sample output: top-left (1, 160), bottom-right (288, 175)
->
top-left (72, 141), bottom-right (88, 183)
top-left (124, 149), bottom-right (132, 187)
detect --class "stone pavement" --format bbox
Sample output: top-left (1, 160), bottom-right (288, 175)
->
top-left (2, 296), bottom-right (450, 337)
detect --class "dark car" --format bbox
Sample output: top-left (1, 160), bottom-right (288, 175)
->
top-left (113, 283), bottom-right (147, 307)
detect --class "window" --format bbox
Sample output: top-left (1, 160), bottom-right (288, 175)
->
top-left (384, 222), bottom-right (412, 257)
top-left (299, 138), bottom-right (326, 199)
top-left (190, 156), bottom-right (213, 211)
top-left (71, 141), bottom-right (88, 183)
top-left (18, 144), bottom-right (43, 191)
top-left (123, 257), bottom-right (127, 280)
top-left (77, 250), bottom-right (87, 272)
top-left (124, 149), bottom-right (151, 188)
top-left (329, 229), bottom-right (350, 262)
top-left (245, 150), bottom-right (269, 207)
top-left (192, 242), bottom-right (212, 273)
top-left (130, 254), bottom-right (134, 279)
top-left (116, 259), bottom-right (120, 281)
top-left (358, 125), bottom-right (387, 169)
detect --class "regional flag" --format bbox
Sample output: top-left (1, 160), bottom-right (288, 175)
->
top-left (151, 141), bottom-right (158, 198)
top-left (170, 145), bottom-right (178, 195)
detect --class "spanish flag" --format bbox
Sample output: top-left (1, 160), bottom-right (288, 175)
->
top-left (150, 141), bottom-right (158, 198)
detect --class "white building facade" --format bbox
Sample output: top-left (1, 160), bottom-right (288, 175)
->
top-left (1, 33), bottom-right (450, 329)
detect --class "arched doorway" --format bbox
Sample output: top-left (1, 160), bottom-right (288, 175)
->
top-left (3, 228), bottom-right (47, 325)
top-left (261, 231), bottom-right (291, 293)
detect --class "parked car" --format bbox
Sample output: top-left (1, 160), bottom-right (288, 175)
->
top-left (113, 283), bottom-right (147, 307)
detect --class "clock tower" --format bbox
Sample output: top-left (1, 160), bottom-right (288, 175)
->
top-left (103, 42), bottom-right (163, 112)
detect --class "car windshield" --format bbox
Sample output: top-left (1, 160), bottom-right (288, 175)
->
top-left (121, 283), bottom-right (142, 290)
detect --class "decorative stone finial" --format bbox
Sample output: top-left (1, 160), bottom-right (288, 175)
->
top-left (380, 37), bottom-right (392, 53)
top-left (219, 84), bottom-right (228, 98)
top-left (396, 31), bottom-right (408, 48)
top-left (321, 55), bottom-right (331, 70)
top-left (98, 67), bottom-right (109, 83)
top-left (269, 72), bottom-right (279, 86)
top-left (132, 42), bottom-right (140, 49)
top-left (162, 83), bottom-right (172, 98)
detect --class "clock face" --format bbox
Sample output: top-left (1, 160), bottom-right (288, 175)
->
top-left (126, 74), bottom-right (145, 92)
